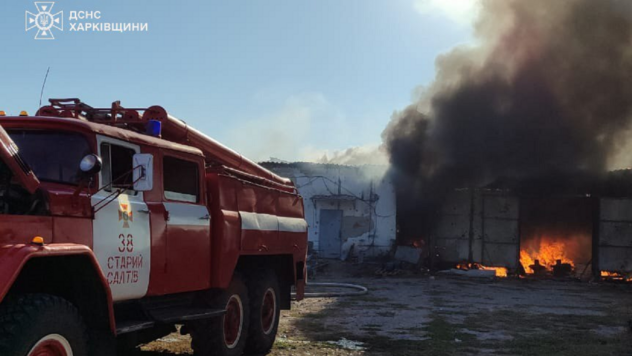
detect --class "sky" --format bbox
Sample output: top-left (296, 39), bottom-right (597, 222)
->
top-left (0, 0), bottom-right (476, 162)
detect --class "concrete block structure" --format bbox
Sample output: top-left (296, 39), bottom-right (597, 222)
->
top-left (261, 162), bottom-right (396, 259)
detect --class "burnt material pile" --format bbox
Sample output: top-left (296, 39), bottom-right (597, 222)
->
top-left (383, 0), bottom-right (632, 239)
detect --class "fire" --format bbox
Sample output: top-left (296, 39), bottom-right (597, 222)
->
top-left (601, 271), bottom-right (632, 282)
top-left (520, 238), bottom-right (575, 274)
top-left (456, 262), bottom-right (508, 278)
top-left (484, 266), bottom-right (508, 277)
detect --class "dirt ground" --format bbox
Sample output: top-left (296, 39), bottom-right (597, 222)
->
top-left (141, 261), bottom-right (632, 356)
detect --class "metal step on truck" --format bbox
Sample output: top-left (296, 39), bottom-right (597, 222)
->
top-left (0, 99), bottom-right (308, 356)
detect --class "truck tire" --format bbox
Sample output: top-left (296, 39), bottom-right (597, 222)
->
top-left (190, 274), bottom-right (250, 356)
top-left (0, 294), bottom-right (88, 356)
top-left (245, 270), bottom-right (281, 354)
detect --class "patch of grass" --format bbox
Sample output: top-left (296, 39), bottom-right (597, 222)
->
top-left (274, 339), bottom-right (299, 351)
top-left (302, 312), bottom-right (330, 319)
top-left (388, 303), bottom-right (413, 310)
top-left (354, 295), bottom-right (390, 303)
top-left (356, 316), bottom-right (476, 356)
top-left (392, 326), bottom-right (428, 338)
top-left (334, 298), bottom-right (389, 309)
top-left (389, 330), bottom-right (410, 334)
top-left (463, 309), bottom-right (619, 334)
top-left (398, 280), bottom-right (419, 286)
top-left (434, 309), bottom-right (464, 316)
top-left (334, 300), bottom-right (356, 308)
top-left (356, 335), bottom-right (429, 356)
top-left (273, 339), bottom-right (344, 352)
top-left (376, 311), bottom-right (396, 317)
top-left (292, 311), bottom-right (343, 341)
top-left (423, 317), bottom-right (477, 353)
top-left (501, 330), bottom-right (628, 356)
top-left (361, 329), bottom-right (379, 335)
top-left (396, 326), bottom-right (421, 332)
top-left (455, 309), bottom-right (630, 356)
top-left (426, 289), bottom-right (446, 297)
top-left (360, 323), bottom-right (383, 334)
top-left (430, 297), bottom-right (452, 309)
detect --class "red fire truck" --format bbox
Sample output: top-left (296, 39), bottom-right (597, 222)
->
top-left (0, 99), bottom-right (307, 356)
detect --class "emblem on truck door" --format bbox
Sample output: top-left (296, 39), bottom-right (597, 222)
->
top-left (119, 203), bottom-right (134, 228)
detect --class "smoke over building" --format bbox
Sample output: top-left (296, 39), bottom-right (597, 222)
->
top-left (383, 0), bottom-right (632, 239)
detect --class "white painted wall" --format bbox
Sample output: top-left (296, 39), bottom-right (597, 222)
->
top-left (262, 163), bottom-right (397, 258)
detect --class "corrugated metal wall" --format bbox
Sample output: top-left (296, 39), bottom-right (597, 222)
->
top-left (598, 198), bottom-right (632, 272)
top-left (481, 195), bottom-right (520, 269)
top-left (432, 189), bottom-right (519, 269)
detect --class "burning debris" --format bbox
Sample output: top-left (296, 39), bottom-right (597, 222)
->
top-left (601, 271), bottom-right (632, 282)
top-left (517, 197), bottom-right (593, 278)
top-left (456, 262), bottom-right (508, 278)
top-left (520, 240), bottom-right (575, 276)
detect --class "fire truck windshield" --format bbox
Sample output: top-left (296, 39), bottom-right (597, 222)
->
top-left (7, 130), bottom-right (92, 185)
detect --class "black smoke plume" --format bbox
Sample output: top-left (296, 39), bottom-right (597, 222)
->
top-left (383, 0), bottom-right (632, 239)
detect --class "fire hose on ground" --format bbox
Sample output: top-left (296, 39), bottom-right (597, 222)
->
top-left (292, 282), bottom-right (369, 299)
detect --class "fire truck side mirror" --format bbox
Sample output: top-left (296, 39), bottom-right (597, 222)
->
top-left (133, 153), bottom-right (154, 191)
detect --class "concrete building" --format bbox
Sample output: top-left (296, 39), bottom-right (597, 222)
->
top-left (260, 162), bottom-right (397, 259)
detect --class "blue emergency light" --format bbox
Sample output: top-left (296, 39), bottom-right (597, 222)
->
top-left (146, 120), bottom-right (162, 138)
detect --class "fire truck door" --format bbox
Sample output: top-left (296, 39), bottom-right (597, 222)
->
top-left (162, 155), bottom-right (211, 292)
top-left (92, 136), bottom-right (152, 302)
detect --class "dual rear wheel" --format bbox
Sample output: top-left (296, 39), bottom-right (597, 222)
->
top-left (190, 271), bottom-right (281, 356)
top-left (245, 270), bottom-right (281, 355)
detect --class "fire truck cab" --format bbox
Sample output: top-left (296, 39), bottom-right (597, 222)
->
top-left (0, 99), bottom-right (307, 356)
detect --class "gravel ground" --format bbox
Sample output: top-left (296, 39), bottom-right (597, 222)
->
top-left (140, 262), bottom-right (632, 356)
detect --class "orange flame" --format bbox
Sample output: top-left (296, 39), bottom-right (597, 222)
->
top-left (484, 266), bottom-right (508, 277)
top-left (520, 238), bottom-right (575, 274)
top-left (601, 271), bottom-right (632, 281)
top-left (456, 262), bottom-right (508, 278)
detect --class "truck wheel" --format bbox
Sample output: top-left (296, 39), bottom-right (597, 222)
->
top-left (245, 270), bottom-right (281, 354)
top-left (0, 294), bottom-right (88, 356)
top-left (190, 275), bottom-right (250, 356)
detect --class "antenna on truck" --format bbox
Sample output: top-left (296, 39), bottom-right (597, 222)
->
top-left (38, 67), bottom-right (51, 109)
